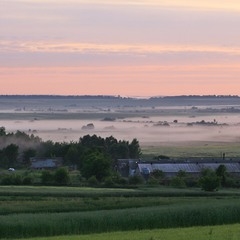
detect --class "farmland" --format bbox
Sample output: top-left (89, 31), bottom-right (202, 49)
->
top-left (1, 186), bottom-right (240, 239)
top-left (7, 224), bottom-right (240, 240)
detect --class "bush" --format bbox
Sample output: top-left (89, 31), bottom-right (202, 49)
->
top-left (199, 169), bottom-right (220, 191)
top-left (22, 176), bottom-right (33, 185)
top-left (104, 176), bottom-right (115, 187)
top-left (41, 170), bottom-right (54, 185)
top-left (185, 176), bottom-right (199, 188)
top-left (110, 173), bottom-right (128, 186)
top-left (170, 176), bottom-right (186, 188)
top-left (128, 175), bottom-right (144, 185)
top-left (151, 169), bottom-right (165, 179)
top-left (87, 176), bottom-right (98, 186)
top-left (54, 168), bottom-right (70, 185)
top-left (1, 174), bottom-right (22, 185)
top-left (147, 176), bottom-right (160, 185)
top-left (1, 175), bottom-right (14, 185)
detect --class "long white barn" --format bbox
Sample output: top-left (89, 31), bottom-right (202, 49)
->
top-left (117, 158), bottom-right (240, 177)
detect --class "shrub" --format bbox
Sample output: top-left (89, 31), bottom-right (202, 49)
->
top-left (1, 174), bottom-right (22, 185)
top-left (185, 176), bottom-right (199, 188)
top-left (151, 169), bottom-right (165, 179)
top-left (170, 176), bottom-right (186, 188)
top-left (199, 169), bottom-right (220, 191)
top-left (88, 176), bottom-right (98, 186)
top-left (147, 176), bottom-right (159, 185)
top-left (1, 175), bottom-right (14, 185)
top-left (22, 176), bottom-right (33, 185)
top-left (104, 176), bottom-right (115, 187)
top-left (128, 175), bottom-right (144, 185)
top-left (54, 168), bottom-right (70, 185)
top-left (41, 170), bottom-right (54, 185)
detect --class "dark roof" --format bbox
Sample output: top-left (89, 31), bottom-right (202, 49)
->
top-left (138, 162), bottom-right (240, 174)
top-left (31, 158), bottom-right (62, 169)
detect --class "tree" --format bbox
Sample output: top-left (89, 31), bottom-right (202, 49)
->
top-left (23, 148), bottom-right (36, 166)
top-left (151, 169), bottom-right (165, 179)
top-left (0, 126), bottom-right (6, 136)
top-left (199, 168), bottom-right (220, 191)
top-left (81, 151), bottom-right (111, 182)
top-left (64, 145), bottom-right (80, 166)
top-left (80, 134), bottom-right (105, 150)
top-left (129, 138), bottom-right (141, 158)
top-left (54, 168), bottom-right (70, 185)
top-left (41, 170), bottom-right (54, 185)
top-left (216, 164), bottom-right (227, 186)
top-left (109, 142), bottom-right (129, 160)
top-left (4, 144), bottom-right (19, 167)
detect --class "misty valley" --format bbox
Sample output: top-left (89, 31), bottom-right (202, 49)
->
top-left (0, 95), bottom-right (240, 146)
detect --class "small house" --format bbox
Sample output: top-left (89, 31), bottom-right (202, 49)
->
top-left (30, 158), bottom-right (63, 170)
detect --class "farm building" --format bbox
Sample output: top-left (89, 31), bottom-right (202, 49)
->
top-left (30, 158), bottom-right (63, 170)
top-left (117, 158), bottom-right (240, 178)
top-left (137, 162), bottom-right (240, 178)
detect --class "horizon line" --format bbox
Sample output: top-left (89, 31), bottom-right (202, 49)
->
top-left (0, 94), bottom-right (239, 99)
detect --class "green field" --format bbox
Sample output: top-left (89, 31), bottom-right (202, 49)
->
top-left (6, 224), bottom-right (240, 240)
top-left (142, 142), bottom-right (240, 158)
top-left (1, 186), bottom-right (240, 239)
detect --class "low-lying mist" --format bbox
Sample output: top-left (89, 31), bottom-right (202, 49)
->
top-left (1, 116), bottom-right (240, 147)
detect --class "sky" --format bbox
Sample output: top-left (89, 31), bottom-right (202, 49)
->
top-left (1, 0), bottom-right (240, 97)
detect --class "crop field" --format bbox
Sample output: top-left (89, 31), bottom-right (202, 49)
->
top-left (7, 224), bottom-right (240, 240)
top-left (1, 186), bottom-right (240, 239)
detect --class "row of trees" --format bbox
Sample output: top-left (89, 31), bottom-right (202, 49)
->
top-left (146, 164), bottom-right (235, 191)
top-left (0, 127), bottom-right (141, 182)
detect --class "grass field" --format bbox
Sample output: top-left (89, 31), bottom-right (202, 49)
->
top-left (141, 142), bottom-right (240, 158)
top-left (6, 224), bottom-right (240, 240)
top-left (1, 186), bottom-right (240, 239)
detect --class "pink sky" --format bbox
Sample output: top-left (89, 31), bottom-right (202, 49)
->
top-left (1, 0), bottom-right (240, 96)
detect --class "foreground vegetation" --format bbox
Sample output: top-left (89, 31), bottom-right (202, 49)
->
top-left (1, 127), bottom-right (240, 239)
top-left (1, 186), bottom-right (240, 239)
top-left (7, 224), bottom-right (240, 240)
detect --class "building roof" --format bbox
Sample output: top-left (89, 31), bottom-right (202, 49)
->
top-left (30, 158), bottom-right (62, 169)
top-left (138, 162), bottom-right (240, 174)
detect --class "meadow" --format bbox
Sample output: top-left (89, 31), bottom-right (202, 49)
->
top-left (141, 142), bottom-right (240, 158)
top-left (1, 186), bottom-right (240, 239)
top-left (6, 224), bottom-right (240, 240)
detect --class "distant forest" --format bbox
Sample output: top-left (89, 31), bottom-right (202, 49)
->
top-left (0, 94), bottom-right (239, 99)
top-left (0, 95), bottom-right (240, 108)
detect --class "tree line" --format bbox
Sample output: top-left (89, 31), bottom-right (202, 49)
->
top-left (0, 126), bottom-right (141, 183)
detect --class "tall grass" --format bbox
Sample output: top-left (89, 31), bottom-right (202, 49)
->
top-left (8, 224), bottom-right (240, 240)
top-left (1, 200), bottom-right (240, 239)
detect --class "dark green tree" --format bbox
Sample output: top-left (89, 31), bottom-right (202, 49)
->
top-left (129, 138), bottom-right (141, 158)
top-left (23, 148), bottom-right (36, 166)
top-left (0, 126), bottom-right (6, 136)
top-left (80, 134), bottom-right (105, 150)
top-left (4, 144), bottom-right (19, 167)
top-left (64, 145), bottom-right (80, 166)
top-left (81, 151), bottom-right (111, 181)
top-left (41, 170), bottom-right (54, 185)
top-left (109, 142), bottom-right (129, 160)
top-left (199, 168), bottom-right (220, 191)
top-left (39, 140), bottom-right (55, 157)
top-left (54, 168), bottom-right (70, 185)
top-left (216, 164), bottom-right (227, 186)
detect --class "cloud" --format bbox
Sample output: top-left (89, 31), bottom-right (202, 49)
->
top-left (1, 41), bottom-right (240, 55)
